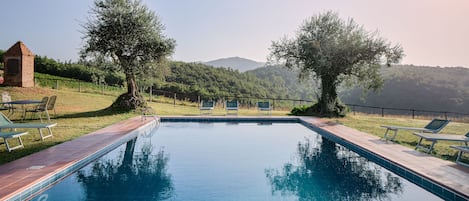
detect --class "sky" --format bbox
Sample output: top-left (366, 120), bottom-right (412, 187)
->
top-left (1, 0), bottom-right (468, 67)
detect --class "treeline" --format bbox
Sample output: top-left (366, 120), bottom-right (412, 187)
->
top-left (34, 56), bottom-right (125, 86)
top-left (0, 51), bottom-right (294, 101)
top-left (159, 62), bottom-right (290, 100)
top-left (3, 50), bottom-right (469, 114)
top-left (0, 50), bottom-right (124, 86)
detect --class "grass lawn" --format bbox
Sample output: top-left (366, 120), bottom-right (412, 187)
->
top-left (0, 86), bottom-right (468, 165)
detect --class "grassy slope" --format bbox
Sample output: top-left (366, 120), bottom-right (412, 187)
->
top-left (0, 86), bottom-right (468, 165)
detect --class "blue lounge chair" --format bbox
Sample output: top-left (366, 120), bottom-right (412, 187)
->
top-left (257, 101), bottom-right (272, 115)
top-left (226, 100), bottom-right (239, 115)
top-left (200, 100), bottom-right (215, 115)
top-left (381, 119), bottom-right (450, 141)
top-left (0, 112), bottom-right (57, 141)
top-left (0, 131), bottom-right (29, 152)
top-left (450, 145), bottom-right (469, 167)
top-left (413, 131), bottom-right (469, 153)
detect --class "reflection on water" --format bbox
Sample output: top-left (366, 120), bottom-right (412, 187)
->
top-left (32, 123), bottom-right (441, 201)
top-left (265, 136), bottom-right (403, 201)
top-left (76, 137), bottom-right (173, 201)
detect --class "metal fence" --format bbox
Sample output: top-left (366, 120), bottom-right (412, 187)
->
top-left (35, 77), bottom-right (469, 121)
top-left (346, 104), bottom-right (469, 121)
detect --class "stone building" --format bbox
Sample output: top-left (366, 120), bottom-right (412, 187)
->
top-left (3, 41), bottom-right (35, 87)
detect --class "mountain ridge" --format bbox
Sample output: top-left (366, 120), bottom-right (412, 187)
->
top-left (204, 57), bottom-right (265, 72)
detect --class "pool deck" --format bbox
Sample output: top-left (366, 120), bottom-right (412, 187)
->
top-left (0, 116), bottom-right (468, 200)
top-left (0, 116), bottom-right (155, 201)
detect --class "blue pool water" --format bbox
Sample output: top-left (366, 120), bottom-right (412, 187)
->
top-left (31, 122), bottom-right (442, 201)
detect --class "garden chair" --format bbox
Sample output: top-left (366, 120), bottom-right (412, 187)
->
top-left (381, 119), bottom-right (450, 141)
top-left (46, 95), bottom-right (57, 119)
top-left (24, 96), bottom-right (49, 122)
top-left (1, 92), bottom-right (16, 116)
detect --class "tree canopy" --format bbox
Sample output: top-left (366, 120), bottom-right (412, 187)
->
top-left (81, 0), bottom-right (175, 110)
top-left (269, 11), bottom-right (403, 117)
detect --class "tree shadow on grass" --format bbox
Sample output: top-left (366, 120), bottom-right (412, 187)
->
top-left (57, 107), bottom-right (131, 119)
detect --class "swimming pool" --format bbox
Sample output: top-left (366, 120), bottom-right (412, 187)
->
top-left (30, 121), bottom-right (444, 201)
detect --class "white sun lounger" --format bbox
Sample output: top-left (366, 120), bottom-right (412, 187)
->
top-left (226, 100), bottom-right (239, 115)
top-left (381, 119), bottom-right (450, 141)
top-left (450, 145), bottom-right (469, 167)
top-left (413, 132), bottom-right (469, 153)
top-left (0, 131), bottom-right (29, 152)
top-left (0, 112), bottom-right (56, 141)
top-left (200, 100), bottom-right (215, 115)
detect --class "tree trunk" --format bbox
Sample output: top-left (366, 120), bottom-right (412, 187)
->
top-left (119, 137), bottom-right (137, 172)
top-left (319, 76), bottom-right (339, 116)
top-left (111, 58), bottom-right (145, 110)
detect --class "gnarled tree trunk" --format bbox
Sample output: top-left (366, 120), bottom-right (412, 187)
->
top-left (319, 76), bottom-right (338, 115)
top-left (111, 59), bottom-right (145, 110)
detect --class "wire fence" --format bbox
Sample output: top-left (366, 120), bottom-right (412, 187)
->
top-left (35, 77), bottom-right (469, 122)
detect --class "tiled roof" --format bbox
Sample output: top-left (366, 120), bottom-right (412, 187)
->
top-left (4, 41), bottom-right (34, 56)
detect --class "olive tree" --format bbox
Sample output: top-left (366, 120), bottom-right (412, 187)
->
top-left (81, 0), bottom-right (175, 110)
top-left (269, 11), bottom-right (403, 117)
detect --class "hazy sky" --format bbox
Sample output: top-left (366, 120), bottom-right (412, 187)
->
top-left (1, 0), bottom-right (468, 67)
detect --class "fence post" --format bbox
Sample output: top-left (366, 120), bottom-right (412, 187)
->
top-left (444, 112), bottom-right (448, 120)
top-left (198, 96), bottom-right (200, 108)
top-left (412, 109), bottom-right (415, 119)
top-left (272, 99), bottom-right (275, 111)
top-left (149, 86), bottom-right (152, 102)
top-left (55, 80), bottom-right (59, 90)
top-left (381, 108), bottom-right (384, 117)
top-left (173, 93), bottom-right (176, 106)
top-left (78, 80), bottom-right (82, 92)
top-left (352, 105), bottom-right (356, 115)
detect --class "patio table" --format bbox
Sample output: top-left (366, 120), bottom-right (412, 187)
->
top-left (0, 100), bottom-right (43, 121)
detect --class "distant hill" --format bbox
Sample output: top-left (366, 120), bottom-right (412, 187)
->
top-left (249, 64), bottom-right (469, 114)
top-left (340, 65), bottom-right (469, 114)
top-left (247, 65), bottom-right (318, 100)
top-left (204, 57), bottom-right (265, 72)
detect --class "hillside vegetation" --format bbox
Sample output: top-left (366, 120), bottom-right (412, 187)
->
top-left (2, 50), bottom-right (469, 115)
top-left (340, 65), bottom-right (469, 114)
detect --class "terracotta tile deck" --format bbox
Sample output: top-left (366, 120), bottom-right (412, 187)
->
top-left (300, 117), bottom-right (469, 200)
top-left (0, 115), bottom-right (467, 200)
top-left (0, 116), bottom-right (155, 201)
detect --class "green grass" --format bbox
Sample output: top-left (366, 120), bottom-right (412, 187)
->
top-left (0, 85), bottom-right (468, 165)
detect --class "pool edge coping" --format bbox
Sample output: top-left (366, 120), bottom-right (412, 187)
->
top-left (0, 116), bottom-right (159, 201)
top-left (1, 115), bottom-right (467, 201)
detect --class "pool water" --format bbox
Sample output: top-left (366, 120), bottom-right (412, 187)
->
top-left (32, 122), bottom-right (442, 201)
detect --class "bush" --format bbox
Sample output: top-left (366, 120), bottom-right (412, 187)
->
top-left (290, 101), bottom-right (347, 117)
top-left (290, 105), bottom-right (311, 115)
